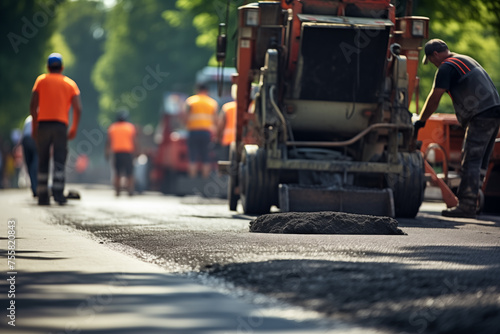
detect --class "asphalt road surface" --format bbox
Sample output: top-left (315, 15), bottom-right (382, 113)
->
top-left (43, 185), bottom-right (500, 333)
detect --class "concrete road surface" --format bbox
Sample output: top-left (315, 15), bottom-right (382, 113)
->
top-left (1, 185), bottom-right (499, 334)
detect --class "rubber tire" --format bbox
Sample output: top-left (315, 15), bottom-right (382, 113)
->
top-left (387, 152), bottom-right (425, 218)
top-left (239, 146), bottom-right (278, 215)
top-left (228, 142), bottom-right (239, 211)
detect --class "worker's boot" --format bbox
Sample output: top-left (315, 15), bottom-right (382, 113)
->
top-left (38, 193), bottom-right (50, 206)
top-left (53, 191), bottom-right (68, 205)
top-left (441, 204), bottom-right (476, 219)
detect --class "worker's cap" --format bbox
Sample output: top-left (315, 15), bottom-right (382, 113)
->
top-left (422, 39), bottom-right (448, 65)
top-left (196, 83), bottom-right (209, 92)
top-left (116, 109), bottom-right (129, 121)
top-left (47, 53), bottom-right (63, 68)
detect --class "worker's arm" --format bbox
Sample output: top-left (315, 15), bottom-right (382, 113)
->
top-left (418, 87), bottom-right (446, 123)
top-left (29, 91), bottom-right (39, 140)
top-left (68, 94), bottom-right (82, 140)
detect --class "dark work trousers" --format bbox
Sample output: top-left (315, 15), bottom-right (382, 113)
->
top-left (22, 135), bottom-right (38, 196)
top-left (37, 121), bottom-right (68, 200)
top-left (458, 116), bottom-right (500, 209)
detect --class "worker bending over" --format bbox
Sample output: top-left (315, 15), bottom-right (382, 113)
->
top-left (415, 39), bottom-right (500, 218)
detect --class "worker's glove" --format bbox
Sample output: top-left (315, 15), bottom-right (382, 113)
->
top-left (413, 120), bottom-right (426, 133)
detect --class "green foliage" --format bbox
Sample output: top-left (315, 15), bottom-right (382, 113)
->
top-left (415, 0), bottom-right (500, 115)
top-left (92, 0), bottom-right (211, 127)
top-left (54, 0), bottom-right (106, 136)
top-left (417, 0), bottom-right (500, 33)
top-left (3, 0), bottom-right (500, 144)
top-left (0, 0), bottom-right (66, 138)
top-left (163, 0), bottom-right (245, 67)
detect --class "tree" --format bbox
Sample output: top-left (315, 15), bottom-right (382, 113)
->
top-left (164, 0), bottom-right (500, 116)
top-left (163, 0), bottom-right (246, 67)
top-left (92, 0), bottom-right (212, 127)
top-left (0, 0), bottom-right (66, 137)
top-left (55, 0), bottom-right (107, 134)
top-left (417, 0), bottom-right (500, 36)
top-left (415, 0), bottom-right (500, 114)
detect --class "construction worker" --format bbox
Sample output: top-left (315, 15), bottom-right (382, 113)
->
top-left (30, 53), bottom-right (82, 205)
top-left (415, 39), bottom-right (500, 218)
top-left (106, 111), bottom-right (138, 196)
top-left (184, 84), bottom-right (219, 179)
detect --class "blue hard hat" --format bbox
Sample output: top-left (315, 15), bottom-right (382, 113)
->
top-left (47, 53), bottom-right (63, 67)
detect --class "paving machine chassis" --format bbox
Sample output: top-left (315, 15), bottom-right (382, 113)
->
top-left (219, 0), bottom-right (429, 217)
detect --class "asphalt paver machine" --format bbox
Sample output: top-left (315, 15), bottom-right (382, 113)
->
top-left (218, 0), bottom-right (429, 217)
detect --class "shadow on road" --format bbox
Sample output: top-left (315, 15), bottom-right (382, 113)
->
top-left (203, 249), bottom-right (500, 334)
top-left (0, 270), bottom-right (333, 333)
top-left (398, 212), bottom-right (500, 229)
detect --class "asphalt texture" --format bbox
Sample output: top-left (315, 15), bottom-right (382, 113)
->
top-left (249, 211), bottom-right (404, 234)
top-left (2, 185), bottom-right (500, 333)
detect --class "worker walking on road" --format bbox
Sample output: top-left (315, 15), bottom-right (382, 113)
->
top-left (30, 53), bottom-right (82, 205)
top-left (106, 111), bottom-right (138, 196)
top-left (415, 39), bottom-right (500, 218)
top-left (184, 84), bottom-right (219, 179)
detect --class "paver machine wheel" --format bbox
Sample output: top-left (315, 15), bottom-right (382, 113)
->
top-left (387, 152), bottom-right (425, 218)
top-left (239, 145), bottom-right (278, 215)
top-left (228, 142), bottom-right (239, 211)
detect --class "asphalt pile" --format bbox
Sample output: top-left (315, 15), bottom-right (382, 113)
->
top-left (249, 211), bottom-right (405, 235)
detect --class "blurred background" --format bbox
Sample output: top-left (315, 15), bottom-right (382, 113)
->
top-left (1, 0), bottom-right (499, 189)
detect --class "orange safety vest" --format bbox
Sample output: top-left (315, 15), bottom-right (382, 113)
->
top-left (32, 73), bottom-right (80, 125)
top-left (108, 121), bottom-right (136, 153)
top-left (185, 94), bottom-right (218, 131)
top-left (221, 101), bottom-right (236, 146)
